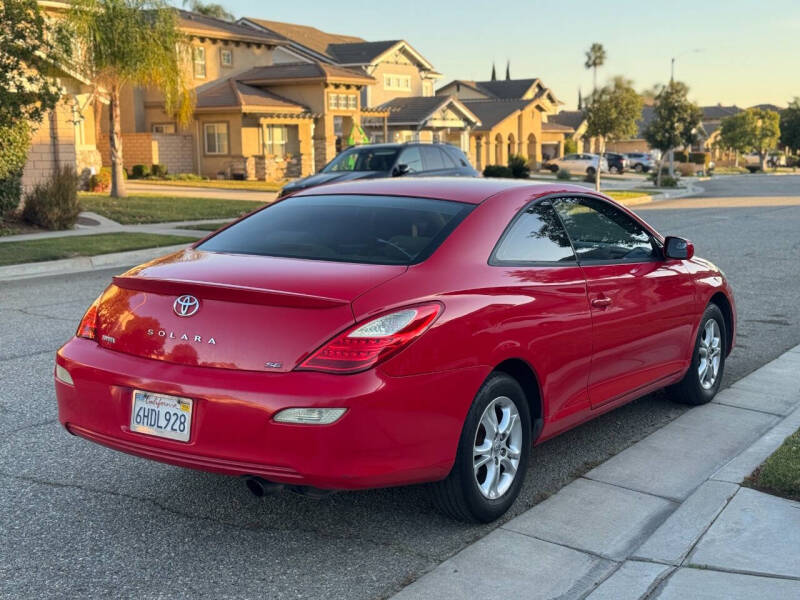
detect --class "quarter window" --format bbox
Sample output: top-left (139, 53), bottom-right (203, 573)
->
top-left (220, 48), bottom-right (233, 67)
top-left (552, 197), bottom-right (657, 263)
top-left (420, 146), bottom-right (446, 170)
top-left (193, 46), bottom-right (206, 79)
top-left (204, 123), bottom-right (228, 155)
top-left (398, 147), bottom-right (423, 172)
top-left (493, 202), bottom-right (576, 263)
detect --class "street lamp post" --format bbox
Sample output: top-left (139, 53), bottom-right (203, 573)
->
top-left (668, 49), bottom-right (704, 176)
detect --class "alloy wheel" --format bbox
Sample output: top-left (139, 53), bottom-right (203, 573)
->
top-left (473, 396), bottom-right (523, 499)
top-left (698, 319), bottom-right (722, 389)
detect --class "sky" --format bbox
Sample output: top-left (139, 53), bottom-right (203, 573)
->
top-left (192, 0), bottom-right (800, 110)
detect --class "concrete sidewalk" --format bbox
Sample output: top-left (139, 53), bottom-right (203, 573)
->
top-left (393, 345), bottom-right (800, 599)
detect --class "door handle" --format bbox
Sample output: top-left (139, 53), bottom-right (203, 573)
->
top-left (591, 296), bottom-right (613, 309)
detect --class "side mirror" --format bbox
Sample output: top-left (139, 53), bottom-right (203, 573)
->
top-left (393, 163), bottom-right (410, 177)
top-left (664, 236), bottom-right (694, 260)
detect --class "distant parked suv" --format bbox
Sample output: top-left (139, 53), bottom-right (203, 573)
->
top-left (544, 153), bottom-right (609, 177)
top-left (625, 152), bottom-right (655, 173)
top-left (279, 143), bottom-right (478, 197)
top-left (602, 152), bottom-right (629, 174)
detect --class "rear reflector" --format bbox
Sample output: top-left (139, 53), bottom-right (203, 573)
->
top-left (297, 303), bottom-right (442, 374)
top-left (273, 408), bottom-right (347, 425)
top-left (55, 364), bottom-right (73, 385)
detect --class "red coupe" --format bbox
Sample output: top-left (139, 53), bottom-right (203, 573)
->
top-left (55, 178), bottom-right (735, 522)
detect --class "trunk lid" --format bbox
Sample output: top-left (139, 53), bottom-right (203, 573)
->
top-left (94, 249), bottom-right (406, 372)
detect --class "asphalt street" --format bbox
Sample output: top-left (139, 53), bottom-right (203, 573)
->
top-left (1, 174), bottom-right (798, 599)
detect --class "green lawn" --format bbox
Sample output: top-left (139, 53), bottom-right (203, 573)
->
top-left (134, 179), bottom-right (285, 192)
top-left (745, 428), bottom-right (800, 501)
top-left (0, 232), bottom-right (196, 266)
top-left (605, 190), bottom-right (653, 201)
top-left (181, 221), bottom-right (231, 231)
top-left (79, 194), bottom-right (267, 224)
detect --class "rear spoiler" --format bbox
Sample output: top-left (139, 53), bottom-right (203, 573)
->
top-left (112, 276), bottom-right (348, 309)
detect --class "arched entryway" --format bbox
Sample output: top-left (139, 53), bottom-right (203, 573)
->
top-left (475, 137), bottom-right (483, 170)
top-left (495, 133), bottom-right (503, 165)
top-left (507, 133), bottom-right (516, 160)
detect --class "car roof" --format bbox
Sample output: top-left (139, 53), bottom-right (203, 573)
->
top-left (291, 177), bottom-right (593, 205)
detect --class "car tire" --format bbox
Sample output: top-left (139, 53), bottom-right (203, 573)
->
top-left (429, 373), bottom-right (531, 523)
top-left (586, 167), bottom-right (596, 177)
top-left (634, 164), bottom-right (644, 173)
top-left (668, 304), bottom-right (726, 406)
top-left (549, 165), bottom-right (559, 173)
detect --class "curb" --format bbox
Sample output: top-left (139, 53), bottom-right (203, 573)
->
top-left (0, 244), bottom-right (189, 282)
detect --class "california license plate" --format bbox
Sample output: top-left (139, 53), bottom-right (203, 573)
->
top-left (130, 390), bottom-right (193, 442)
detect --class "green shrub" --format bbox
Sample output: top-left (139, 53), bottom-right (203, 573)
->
top-left (658, 175), bottom-right (679, 187)
top-left (22, 167), bottom-right (81, 230)
top-left (787, 155), bottom-right (799, 168)
top-left (0, 122), bottom-right (31, 218)
top-left (0, 172), bottom-right (22, 217)
top-left (563, 139), bottom-right (578, 155)
top-left (483, 165), bottom-right (513, 178)
top-left (150, 163), bottom-right (168, 178)
top-left (130, 164), bottom-right (150, 179)
top-left (507, 154), bottom-right (530, 179)
top-left (556, 168), bottom-right (572, 180)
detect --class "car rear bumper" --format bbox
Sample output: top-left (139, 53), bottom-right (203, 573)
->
top-left (55, 338), bottom-right (488, 489)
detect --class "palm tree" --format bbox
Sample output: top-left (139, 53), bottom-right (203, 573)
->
top-left (584, 42), bottom-right (606, 91)
top-left (183, 0), bottom-right (234, 22)
top-left (67, 0), bottom-right (194, 198)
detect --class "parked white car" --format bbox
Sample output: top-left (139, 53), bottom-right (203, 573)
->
top-left (545, 153), bottom-right (609, 176)
top-left (625, 152), bottom-right (656, 173)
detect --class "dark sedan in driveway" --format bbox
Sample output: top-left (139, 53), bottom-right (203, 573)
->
top-left (56, 178), bottom-right (734, 523)
top-left (278, 142), bottom-right (477, 197)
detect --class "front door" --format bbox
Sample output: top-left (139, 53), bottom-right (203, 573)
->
top-left (552, 196), bottom-right (696, 407)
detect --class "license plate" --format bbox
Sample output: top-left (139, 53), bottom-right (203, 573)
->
top-left (130, 390), bottom-right (193, 442)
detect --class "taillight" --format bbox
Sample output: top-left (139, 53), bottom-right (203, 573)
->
top-left (76, 300), bottom-right (99, 340)
top-left (298, 303), bottom-right (442, 374)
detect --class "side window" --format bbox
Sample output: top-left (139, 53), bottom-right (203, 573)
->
top-left (552, 197), bottom-right (657, 263)
top-left (438, 147), bottom-right (457, 168)
top-left (398, 147), bottom-right (423, 172)
top-left (563, 154), bottom-right (577, 161)
top-left (420, 146), bottom-right (446, 170)
top-left (493, 202), bottom-right (576, 264)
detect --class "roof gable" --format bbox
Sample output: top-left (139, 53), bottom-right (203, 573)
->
top-left (240, 18), bottom-right (363, 61)
top-left (195, 79), bottom-right (308, 112)
top-left (461, 99), bottom-right (533, 131)
top-left (378, 96), bottom-right (480, 127)
top-left (237, 61), bottom-right (374, 85)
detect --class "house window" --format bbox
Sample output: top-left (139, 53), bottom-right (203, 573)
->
top-left (204, 122), bottom-right (228, 155)
top-left (193, 46), bottom-right (206, 79)
top-left (329, 93), bottom-right (339, 109)
top-left (152, 123), bottom-right (176, 134)
top-left (220, 48), bottom-right (233, 68)
top-left (339, 94), bottom-right (349, 109)
top-left (347, 94), bottom-right (357, 110)
top-left (264, 125), bottom-right (287, 157)
top-left (384, 74), bottom-right (411, 91)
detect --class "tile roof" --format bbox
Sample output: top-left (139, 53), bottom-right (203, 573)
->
top-left (438, 78), bottom-right (541, 100)
top-left (700, 105), bottom-right (742, 120)
top-left (378, 96), bottom-right (480, 126)
top-left (178, 10), bottom-right (283, 45)
top-left (195, 79), bottom-right (308, 112)
top-left (327, 40), bottom-right (402, 64)
top-left (542, 122), bottom-right (574, 133)
top-left (551, 110), bottom-right (586, 130)
top-left (749, 103), bottom-right (783, 112)
top-left (461, 99), bottom-right (531, 131)
top-left (242, 18), bottom-right (363, 59)
top-left (237, 62), bottom-right (373, 84)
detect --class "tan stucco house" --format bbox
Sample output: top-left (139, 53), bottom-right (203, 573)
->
top-left (436, 76), bottom-right (565, 168)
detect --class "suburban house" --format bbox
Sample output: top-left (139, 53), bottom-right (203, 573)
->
top-left (436, 75), bottom-right (566, 168)
top-left (109, 11), bottom-right (383, 178)
top-left (21, 1), bottom-right (103, 192)
top-left (550, 110), bottom-right (600, 153)
top-left (237, 18), bottom-right (481, 152)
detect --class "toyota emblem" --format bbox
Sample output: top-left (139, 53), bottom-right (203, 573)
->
top-left (173, 295), bottom-right (200, 317)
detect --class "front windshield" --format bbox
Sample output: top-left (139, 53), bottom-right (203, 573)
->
top-left (323, 147), bottom-right (400, 173)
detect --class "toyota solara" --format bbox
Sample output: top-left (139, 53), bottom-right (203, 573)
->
top-left (55, 178), bottom-right (735, 522)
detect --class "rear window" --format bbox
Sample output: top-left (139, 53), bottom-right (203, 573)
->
top-left (198, 194), bottom-right (474, 265)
